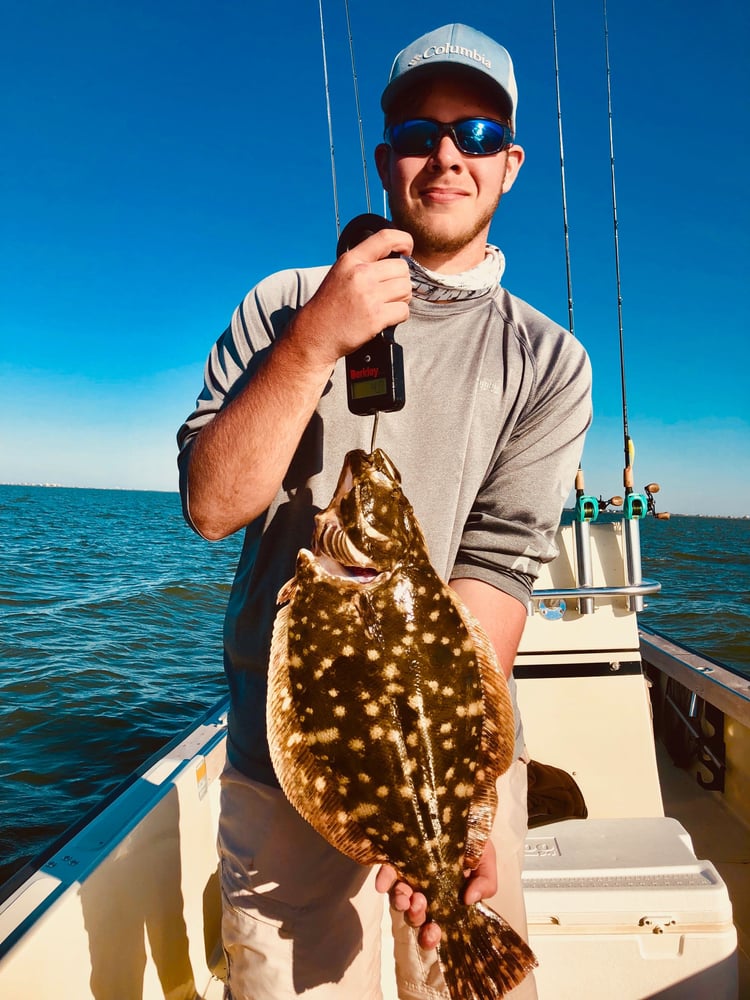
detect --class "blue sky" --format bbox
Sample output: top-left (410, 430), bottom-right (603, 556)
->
top-left (2, 0), bottom-right (748, 515)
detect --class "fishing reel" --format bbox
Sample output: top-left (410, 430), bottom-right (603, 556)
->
top-left (573, 468), bottom-right (599, 522)
top-left (623, 483), bottom-right (670, 520)
top-left (574, 494), bottom-right (599, 522)
top-left (645, 483), bottom-right (671, 520)
top-left (597, 494), bottom-right (624, 514)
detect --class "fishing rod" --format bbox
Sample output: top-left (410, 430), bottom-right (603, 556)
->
top-left (343, 0), bottom-right (372, 214)
top-left (318, 0), bottom-right (340, 236)
top-left (551, 0), bottom-right (598, 614)
top-left (317, 0), bottom-right (403, 452)
top-left (602, 0), bottom-right (653, 610)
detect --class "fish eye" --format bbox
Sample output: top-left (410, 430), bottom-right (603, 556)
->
top-left (370, 470), bottom-right (393, 489)
top-left (377, 453), bottom-right (400, 483)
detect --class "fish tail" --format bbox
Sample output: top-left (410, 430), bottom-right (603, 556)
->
top-left (438, 900), bottom-right (537, 999)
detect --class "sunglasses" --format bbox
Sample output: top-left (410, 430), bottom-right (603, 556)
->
top-left (384, 117), bottom-right (514, 157)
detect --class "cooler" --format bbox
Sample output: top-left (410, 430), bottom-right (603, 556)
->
top-left (523, 818), bottom-right (738, 999)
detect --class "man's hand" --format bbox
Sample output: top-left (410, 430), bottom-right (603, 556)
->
top-left (184, 226), bottom-right (413, 539)
top-left (375, 840), bottom-right (498, 950)
top-left (289, 228), bottom-right (413, 370)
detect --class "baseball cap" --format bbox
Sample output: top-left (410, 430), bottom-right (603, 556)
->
top-left (381, 24), bottom-right (518, 131)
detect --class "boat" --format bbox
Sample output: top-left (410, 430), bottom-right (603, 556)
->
top-left (0, 511), bottom-right (746, 998)
top-left (1, 7), bottom-right (747, 1000)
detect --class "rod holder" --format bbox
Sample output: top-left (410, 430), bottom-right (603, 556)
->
top-left (573, 518), bottom-right (595, 614)
top-left (623, 516), bottom-right (645, 612)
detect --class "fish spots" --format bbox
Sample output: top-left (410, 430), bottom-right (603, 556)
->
top-left (353, 801), bottom-right (379, 819)
top-left (419, 785), bottom-right (437, 804)
top-left (268, 448), bottom-right (520, 985)
top-left (310, 727), bottom-right (340, 744)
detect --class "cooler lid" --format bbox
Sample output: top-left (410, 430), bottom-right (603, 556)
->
top-left (522, 818), bottom-right (733, 928)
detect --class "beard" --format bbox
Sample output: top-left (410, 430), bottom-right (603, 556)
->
top-left (389, 189), bottom-right (502, 262)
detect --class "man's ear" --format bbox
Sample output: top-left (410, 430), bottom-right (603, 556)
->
top-left (501, 145), bottom-right (525, 195)
top-left (374, 143), bottom-right (392, 191)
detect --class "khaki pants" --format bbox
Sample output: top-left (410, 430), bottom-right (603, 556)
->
top-left (218, 760), bottom-right (537, 1000)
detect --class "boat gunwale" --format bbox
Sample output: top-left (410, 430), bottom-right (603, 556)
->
top-left (0, 695), bottom-right (230, 912)
top-left (639, 625), bottom-right (750, 726)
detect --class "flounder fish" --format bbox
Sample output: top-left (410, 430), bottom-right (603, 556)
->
top-left (268, 448), bottom-right (536, 998)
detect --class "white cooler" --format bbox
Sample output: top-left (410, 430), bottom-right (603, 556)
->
top-left (523, 817), bottom-right (738, 999)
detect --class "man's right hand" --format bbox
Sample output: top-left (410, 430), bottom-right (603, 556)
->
top-left (184, 227), bottom-right (413, 540)
top-left (288, 228), bottom-right (413, 372)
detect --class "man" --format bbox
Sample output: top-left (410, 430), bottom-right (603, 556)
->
top-left (178, 23), bottom-right (591, 1000)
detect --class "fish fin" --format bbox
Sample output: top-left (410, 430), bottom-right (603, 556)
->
top-left (276, 576), bottom-right (297, 605)
top-left (450, 596), bottom-right (516, 870)
top-left (439, 901), bottom-right (537, 998)
top-left (267, 604), bottom-right (388, 868)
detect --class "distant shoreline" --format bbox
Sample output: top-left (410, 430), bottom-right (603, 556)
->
top-left (0, 482), bottom-right (178, 495)
top-left (2, 482), bottom-right (748, 519)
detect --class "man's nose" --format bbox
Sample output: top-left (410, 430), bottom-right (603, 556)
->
top-left (428, 134), bottom-right (463, 171)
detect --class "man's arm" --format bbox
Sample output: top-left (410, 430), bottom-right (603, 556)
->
top-left (183, 229), bottom-right (413, 540)
top-left (450, 577), bottom-right (527, 681)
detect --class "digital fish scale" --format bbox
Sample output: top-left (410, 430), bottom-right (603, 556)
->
top-left (336, 214), bottom-right (406, 417)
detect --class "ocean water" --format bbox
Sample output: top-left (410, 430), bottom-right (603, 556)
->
top-left (1, 484), bottom-right (748, 887)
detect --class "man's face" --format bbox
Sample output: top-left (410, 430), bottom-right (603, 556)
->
top-left (375, 76), bottom-right (524, 272)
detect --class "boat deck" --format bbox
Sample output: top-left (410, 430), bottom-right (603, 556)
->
top-left (657, 739), bottom-right (750, 996)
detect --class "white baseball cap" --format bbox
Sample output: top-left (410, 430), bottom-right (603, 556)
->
top-left (381, 23), bottom-right (518, 131)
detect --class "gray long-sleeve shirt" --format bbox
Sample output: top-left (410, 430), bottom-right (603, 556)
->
top-left (178, 266), bottom-right (592, 784)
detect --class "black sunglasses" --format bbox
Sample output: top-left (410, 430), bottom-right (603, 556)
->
top-left (384, 117), bottom-right (514, 157)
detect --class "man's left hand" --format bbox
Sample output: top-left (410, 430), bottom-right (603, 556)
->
top-left (375, 839), bottom-right (498, 950)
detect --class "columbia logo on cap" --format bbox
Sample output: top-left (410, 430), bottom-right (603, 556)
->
top-left (408, 44), bottom-right (492, 71)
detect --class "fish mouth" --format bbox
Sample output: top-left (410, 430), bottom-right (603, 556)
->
top-left (312, 522), bottom-right (386, 585)
top-left (314, 554), bottom-right (383, 584)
